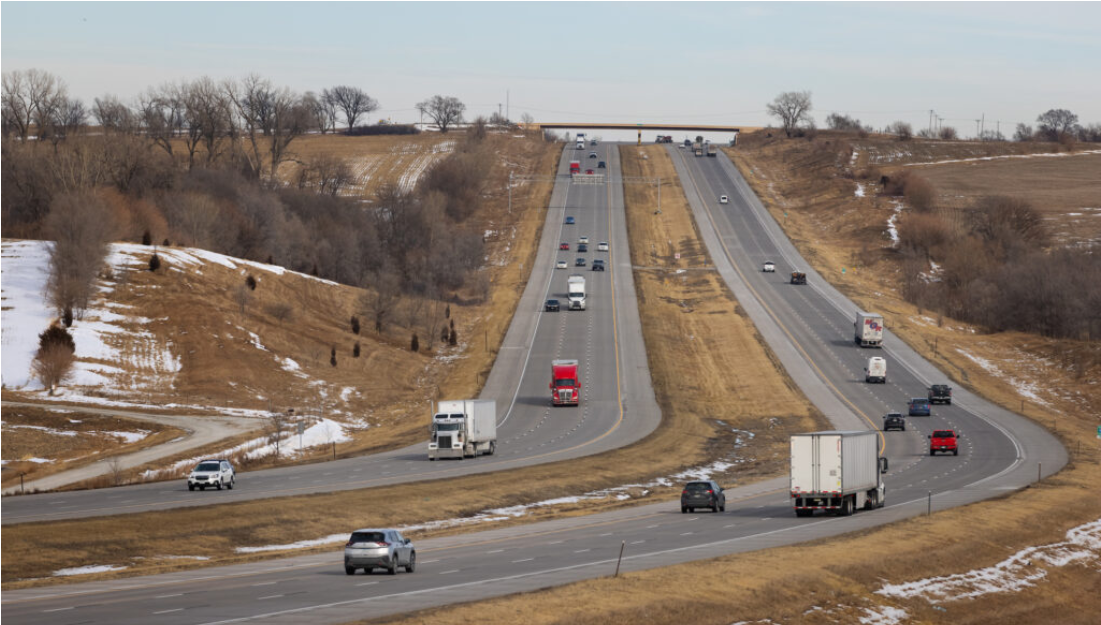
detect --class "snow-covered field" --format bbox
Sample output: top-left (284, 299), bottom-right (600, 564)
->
top-left (1, 240), bottom-right (56, 388)
top-left (902, 148), bottom-right (1101, 167)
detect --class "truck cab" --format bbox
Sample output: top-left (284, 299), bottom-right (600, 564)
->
top-left (928, 384), bottom-right (953, 405)
top-left (551, 359), bottom-right (581, 406)
top-left (929, 429), bottom-right (960, 456)
top-left (569, 161), bottom-right (581, 175)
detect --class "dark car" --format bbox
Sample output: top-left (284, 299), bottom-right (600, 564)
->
top-left (681, 480), bottom-right (725, 513)
top-left (575, 257), bottom-right (586, 267)
top-left (545, 299), bottom-right (560, 312)
top-left (908, 398), bottom-right (931, 417)
top-left (883, 412), bottom-right (906, 432)
top-left (578, 243), bottom-right (588, 253)
top-left (591, 259), bottom-right (605, 271)
top-left (790, 271), bottom-right (807, 285)
top-left (598, 161), bottom-right (606, 169)
top-left (559, 242), bottom-right (570, 251)
top-left (928, 384), bottom-right (952, 405)
top-left (565, 216), bottom-right (576, 225)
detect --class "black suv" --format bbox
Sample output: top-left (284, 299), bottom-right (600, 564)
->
top-left (544, 299), bottom-right (560, 312)
top-left (883, 412), bottom-right (906, 432)
top-left (929, 384), bottom-right (952, 405)
top-left (591, 259), bottom-right (605, 271)
top-left (681, 480), bottom-right (725, 513)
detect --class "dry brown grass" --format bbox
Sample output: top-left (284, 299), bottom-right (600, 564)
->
top-left (0, 143), bottom-right (821, 587)
top-left (363, 133), bottom-right (1101, 625)
top-left (0, 406), bottom-right (182, 489)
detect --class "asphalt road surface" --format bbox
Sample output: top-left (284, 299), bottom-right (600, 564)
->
top-left (1, 143), bottom-right (661, 525)
top-left (2, 144), bottom-right (1066, 625)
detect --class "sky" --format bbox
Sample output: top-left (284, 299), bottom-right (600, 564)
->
top-left (3, 2), bottom-right (1100, 140)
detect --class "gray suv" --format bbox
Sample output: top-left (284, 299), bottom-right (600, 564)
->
top-left (681, 480), bottom-right (725, 513)
top-left (187, 459), bottom-right (235, 491)
top-left (344, 529), bottom-right (416, 575)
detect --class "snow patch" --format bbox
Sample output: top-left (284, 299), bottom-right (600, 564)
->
top-left (854, 183), bottom-right (866, 198)
top-left (885, 201), bottom-right (903, 246)
top-left (53, 564), bottom-right (128, 577)
top-left (859, 606), bottom-right (909, 625)
top-left (955, 349), bottom-right (1049, 405)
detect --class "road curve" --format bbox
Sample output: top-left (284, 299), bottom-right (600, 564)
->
top-left (1, 144), bottom-right (661, 525)
top-left (0, 144), bottom-right (1066, 625)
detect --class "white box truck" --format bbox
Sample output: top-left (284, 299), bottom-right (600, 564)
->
top-left (567, 274), bottom-right (586, 310)
top-left (864, 356), bottom-right (887, 383)
top-left (428, 399), bottom-right (497, 460)
top-left (854, 312), bottom-right (884, 347)
top-left (790, 430), bottom-right (886, 517)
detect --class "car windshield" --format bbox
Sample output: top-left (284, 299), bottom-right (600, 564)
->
top-left (547, 300), bottom-right (558, 304)
top-left (913, 399), bottom-right (928, 406)
top-left (350, 532), bottom-right (386, 544)
top-left (933, 431), bottom-right (955, 438)
top-left (196, 462), bottom-right (220, 472)
top-left (685, 482), bottom-right (711, 491)
top-left (554, 379), bottom-right (576, 387)
top-left (435, 423), bottom-right (462, 431)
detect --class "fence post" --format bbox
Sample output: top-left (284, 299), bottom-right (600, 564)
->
top-left (614, 540), bottom-right (626, 577)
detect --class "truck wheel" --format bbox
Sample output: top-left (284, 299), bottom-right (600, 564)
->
top-left (681, 507), bottom-right (687, 514)
top-left (345, 566), bottom-right (356, 576)
top-left (488, 441), bottom-right (496, 456)
top-left (953, 449), bottom-right (959, 456)
top-left (843, 497), bottom-right (854, 516)
top-left (429, 457), bottom-right (437, 461)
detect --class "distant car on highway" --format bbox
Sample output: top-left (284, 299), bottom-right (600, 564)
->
top-left (555, 260), bottom-right (568, 270)
top-left (565, 216), bottom-right (575, 225)
top-left (591, 259), bottom-right (605, 271)
top-left (928, 384), bottom-right (953, 405)
top-left (598, 161), bottom-right (606, 169)
top-left (908, 398), bottom-right (931, 416)
top-left (575, 257), bottom-right (586, 267)
top-left (929, 429), bottom-right (960, 456)
top-left (681, 480), bottom-right (725, 513)
top-left (590, 139), bottom-right (597, 146)
top-left (790, 271), bottom-right (807, 285)
top-left (559, 242), bottom-right (570, 251)
top-left (545, 299), bottom-right (560, 312)
top-left (579, 236), bottom-right (589, 244)
top-left (720, 195), bottom-right (729, 204)
top-left (188, 459), bottom-right (235, 491)
top-left (589, 151), bottom-right (598, 159)
top-left (578, 243), bottom-right (588, 253)
top-left (586, 169), bottom-right (594, 174)
top-left (883, 412), bottom-right (906, 431)
top-left (762, 261), bottom-right (775, 272)
top-left (597, 241), bottom-right (609, 252)
top-left (344, 529), bottom-right (415, 575)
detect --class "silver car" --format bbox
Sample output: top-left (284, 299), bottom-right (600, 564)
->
top-left (187, 459), bottom-right (235, 491)
top-left (344, 529), bottom-right (416, 575)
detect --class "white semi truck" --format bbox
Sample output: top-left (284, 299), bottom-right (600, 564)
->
top-left (790, 430), bottom-right (887, 517)
top-left (567, 274), bottom-right (586, 310)
top-left (854, 312), bottom-right (884, 347)
top-left (428, 399), bottom-right (497, 460)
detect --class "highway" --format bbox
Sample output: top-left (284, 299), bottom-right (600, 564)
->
top-left (1, 144), bottom-right (1066, 625)
top-left (1, 142), bottom-right (661, 525)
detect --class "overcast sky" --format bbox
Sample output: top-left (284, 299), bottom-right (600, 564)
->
top-left (3, 2), bottom-right (1099, 138)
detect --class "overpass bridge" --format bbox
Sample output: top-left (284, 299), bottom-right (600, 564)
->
top-left (522, 122), bottom-right (745, 144)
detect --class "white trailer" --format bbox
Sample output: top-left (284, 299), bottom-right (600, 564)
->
top-left (854, 312), bottom-right (884, 347)
top-left (428, 400), bottom-right (497, 460)
top-left (567, 274), bottom-right (586, 310)
top-left (790, 430), bottom-right (886, 517)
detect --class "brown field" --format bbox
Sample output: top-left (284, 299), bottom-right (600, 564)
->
top-left (1, 406), bottom-right (183, 489)
top-left (0, 143), bottom-right (822, 587)
top-left (909, 152), bottom-right (1101, 244)
top-left (365, 133), bottom-right (1101, 625)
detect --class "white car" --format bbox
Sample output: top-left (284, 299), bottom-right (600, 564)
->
top-left (188, 458), bottom-right (235, 491)
top-left (597, 241), bottom-right (609, 252)
top-left (556, 260), bottom-right (568, 270)
top-left (762, 261), bottom-right (776, 273)
top-left (579, 236), bottom-right (589, 245)
top-left (344, 529), bottom-right (416, 575)
top-left (719, 195), bottom-right (729, 204)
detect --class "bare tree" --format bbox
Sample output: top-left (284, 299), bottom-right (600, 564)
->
top-left (264, 412), bottom-right (291, 460)
top-left (92, 94), bottom-right (135, 133)
top-left (136, 85), bottom-right (184, 158)
top-left (1036, 108), bottom-right (1078, 140)
top-left (297, 153), bottom-right (354, 196)
top-left (45, 192), bottom-right (118, 320)
top-left (303, 91), bottom-right (336, 134)
top-left (360, 270), bottom-right (401, 334)
top-left (937, 126), bottom-right (958, 141)
top-left (416, 95), bottom-right (466, 133)
top-left (326, 85), bottom-right (378, 129)
top-left (186, 77), bottom-right (234, 166)
top-left (766, 91), bottom-right (812, 138)
top-left (106, 456), bottom-right (127, 486)
top-left (1, 69), bottom-right (66, 141)
top-left (227, 75), bottom-right (308, 180)
top-left (1014, 123), bottom-right (1034, 142)
top-left (886, 121), bottom-right (913, 140)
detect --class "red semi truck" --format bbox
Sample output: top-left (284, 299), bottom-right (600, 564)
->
top-left (569, 161), bottom-right (581, 175)
top-left (550, 359), bottom-right (581, 406)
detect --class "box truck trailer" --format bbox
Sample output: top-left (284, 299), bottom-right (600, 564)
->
top-left (790, 430), bottom-right (887, 517)
top-left (854, 312), bottom-right (884, 347)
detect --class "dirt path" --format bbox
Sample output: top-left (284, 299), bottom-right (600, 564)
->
top-left (1, 401), bottom-right (259, 494)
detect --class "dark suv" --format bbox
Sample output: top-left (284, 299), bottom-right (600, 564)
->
top-left (681, 480), bottom-right (725, 513)
top-left (545, 299), bottom-right (560, 312)
top-left (908, 398), bottom-right (931, 416)
top-left (883, 412), bottom-right (906, 432)
top-left (928, 384), bottom-right (952, 405)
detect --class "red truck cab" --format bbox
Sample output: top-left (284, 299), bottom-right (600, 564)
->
top-left (550, 359), bottom-right (580, 406)
top-left (929, 429), bottom-right (960, 456)
top-left (569, 161), bottom-right (581, 175)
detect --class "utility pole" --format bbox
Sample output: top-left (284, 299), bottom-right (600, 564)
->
top-left (498, 103), bottom-right (502, 120)
top-left (508, 171), bottom-right (513, 214)
top-left (929, 109), bottom-right (934, 135)
top-left (506, 89), bottom-right (510, 122)
top-left (981, 113), bottom-right (985, 137)
top-left (975, 119), bottom-right (981, 138)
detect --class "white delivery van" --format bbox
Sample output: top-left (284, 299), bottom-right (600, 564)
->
top-left (864, 356), bottom-right (887, 384)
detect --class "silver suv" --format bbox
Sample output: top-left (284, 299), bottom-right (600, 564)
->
top-left (187, 459), bottom-right (235, 491)
top-left (344, 529), bottom-right (416, 575)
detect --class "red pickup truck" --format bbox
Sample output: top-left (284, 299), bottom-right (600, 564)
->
top-left (929, 429), bottom-right (960, 456)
